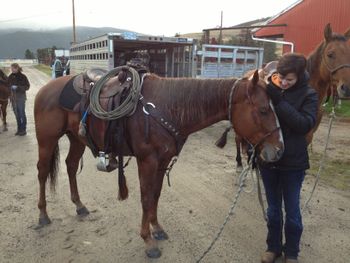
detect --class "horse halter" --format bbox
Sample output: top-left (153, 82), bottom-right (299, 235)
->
top-left (228, 78), bottom-right (281, 149)
top-left (322, 44), bottom-right (350, 75)
top-left (324, 60), bottom-right (350, 75)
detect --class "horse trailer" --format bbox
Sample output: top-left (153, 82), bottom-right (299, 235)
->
top-left (196, 44), bottom-right (264, 78)
top-left (70, 32), bottom-right (197, 77)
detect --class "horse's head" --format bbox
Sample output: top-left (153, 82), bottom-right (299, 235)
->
top-left (231, 70), bottom-right (284, 162)
top-left (322, 23), bottom-right (350, 98)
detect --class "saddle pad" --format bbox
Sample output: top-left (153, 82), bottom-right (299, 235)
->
top-left (59, 76), bottom-right (82, 111)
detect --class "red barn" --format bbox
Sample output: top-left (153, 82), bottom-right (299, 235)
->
top-left (254, 0), bottom-right (350, 55)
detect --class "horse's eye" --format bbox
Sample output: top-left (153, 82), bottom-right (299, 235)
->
top-left (327, 52), bottom-right (335, 59)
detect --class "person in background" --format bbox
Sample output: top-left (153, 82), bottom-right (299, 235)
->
top-left (52, 56), bottom-right (63, 79)
top-left (8, 63), bottom-right (30, 136)
top-left (259, 53), bottom-right (318, 263)
top-left (64, 59), bottom-right (70, 76)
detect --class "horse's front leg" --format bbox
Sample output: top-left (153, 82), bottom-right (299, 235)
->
top-left (1, 102), bottom-right (8, 131)
top-left (149, 159), bottom-right (171, 241)
top-left (65, 133), bottom-right (89, 216)
top-left (137, 155), bottom-right (167, 258)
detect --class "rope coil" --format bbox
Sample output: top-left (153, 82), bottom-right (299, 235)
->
top-left (89, 66), bottom-right (142, 120)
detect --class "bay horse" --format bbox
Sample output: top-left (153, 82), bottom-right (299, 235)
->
top-left (234, 24), bottom-right (350, 170)
top-left (0, 69), bottom-right (10, 132)
top-left (34, 69), bottom-right (284, 258)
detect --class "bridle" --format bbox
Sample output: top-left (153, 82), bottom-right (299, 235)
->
top-left (228, 78), bottom-right (281, 149)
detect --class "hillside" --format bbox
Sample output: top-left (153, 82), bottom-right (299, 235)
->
top-left (0, 26), bottom-right (133, 59)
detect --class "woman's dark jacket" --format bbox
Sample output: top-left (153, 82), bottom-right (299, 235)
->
top-left (8, 72), bottom-right (30, 100)
top-left (261, 73), bottom-right (318, 171)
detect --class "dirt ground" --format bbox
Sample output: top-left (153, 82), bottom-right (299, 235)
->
top-left (0, 67), bottom-right (349, 263)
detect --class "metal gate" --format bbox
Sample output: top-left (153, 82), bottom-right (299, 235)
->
top-left (197, 44), bottom-right (264, 78)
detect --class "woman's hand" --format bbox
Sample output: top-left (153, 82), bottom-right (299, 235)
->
top-left (266, 83), bottom-right (282, 105)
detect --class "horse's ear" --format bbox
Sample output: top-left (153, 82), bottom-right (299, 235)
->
top-left (324, 23), bottom-right (333, 43)
top-left (344, 27), bottom-right (350, 40)
top-left (252, 69), bottom-right (259, 86)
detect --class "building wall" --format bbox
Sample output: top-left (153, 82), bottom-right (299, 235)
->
top-left (255, 0), bottom-right (350, 55)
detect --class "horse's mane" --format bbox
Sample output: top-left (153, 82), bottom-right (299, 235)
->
top-left (147, 75), bottom-right (237, 126)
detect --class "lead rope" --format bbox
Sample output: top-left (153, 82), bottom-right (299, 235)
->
top-left (302, 106), bottom-right (336, 214)
top-left (256, 168), bottom-right (268, 221)
top-left (196, 148), bottom-right (255, 263)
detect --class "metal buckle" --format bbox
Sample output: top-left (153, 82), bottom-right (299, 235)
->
top-left (143, 102), bottom-right (156, 115)
top-left (96, 151), bottom-right (109, 172)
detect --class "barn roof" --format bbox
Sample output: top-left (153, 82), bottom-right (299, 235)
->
top-left (252, 0), bottom-right (303, 35)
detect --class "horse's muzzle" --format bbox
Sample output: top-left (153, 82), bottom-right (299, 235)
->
top-left (338, 84), bottom-right (350, 98)
top-left (259, 144), bottom-right (284, 163)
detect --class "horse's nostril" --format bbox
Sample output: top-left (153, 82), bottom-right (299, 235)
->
top-left (277, 148), bottom-right (284, 158)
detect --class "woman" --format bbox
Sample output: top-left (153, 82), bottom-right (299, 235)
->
top-left (259, 53), bottom-right (318, 263)
top-left (8, 63), bottom-right (30, 136)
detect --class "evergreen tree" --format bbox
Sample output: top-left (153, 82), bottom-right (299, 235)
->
top-left (25, 49), bottom-right (35, 59)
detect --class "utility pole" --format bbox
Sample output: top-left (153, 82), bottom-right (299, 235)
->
top-left (218, 11), bottom-right (223, 45)
top-left (72, 0), bottom-right (76, 43)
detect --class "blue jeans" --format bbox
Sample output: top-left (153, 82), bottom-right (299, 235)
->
top-left (259, 166), bottom-right (305, 259)
top-left (12, 98), bottom-right (27, 132)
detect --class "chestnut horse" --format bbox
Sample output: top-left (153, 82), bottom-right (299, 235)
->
top-left (0, 69), bottom-right (10, 132)
top-left (34, 70), bottom-right (284, 258)
top-left (234, 24), bottom-right (350, 169)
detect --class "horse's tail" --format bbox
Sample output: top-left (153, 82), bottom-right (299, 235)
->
top-left (49, 144), bottom-right (60, 190)
top-left (118, 158), bottom-right (129, 200)
top-left (215, 126), bottom-right (231, 148)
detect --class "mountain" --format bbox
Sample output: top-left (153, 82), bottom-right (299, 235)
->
top-left (0, 26), bottom-right (133, 59)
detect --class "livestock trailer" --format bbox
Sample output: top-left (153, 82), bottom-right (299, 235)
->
top-left (70, 32), bottom-right (197, 77)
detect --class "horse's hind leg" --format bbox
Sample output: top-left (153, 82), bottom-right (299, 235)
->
top-left (1, 102), bottom-right (7, 131)
top-left (37, 138), bottom-right (60, 225)
top-left (65, 133), bottom-right (88, 216)
top-left (235, 136), bottom-right (243, 173)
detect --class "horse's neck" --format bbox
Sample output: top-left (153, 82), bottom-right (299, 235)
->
top-left (152, 78), bottom-right (234, 137)
top-left (307, 49), bottom-right (331, 106)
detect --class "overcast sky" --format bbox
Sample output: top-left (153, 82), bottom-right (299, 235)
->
top-left (0, 0), bottom-right (298, 36)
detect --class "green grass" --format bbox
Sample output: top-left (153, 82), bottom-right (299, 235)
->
top-left (34, 64), bottom-right (52, 76)
top-left (323, 98), bottom-right (350, 118)
top-left (309, 152), bottom-right (350, 191)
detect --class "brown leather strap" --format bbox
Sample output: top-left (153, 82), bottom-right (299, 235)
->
top-left (139, 97), bottom-right (185, 154)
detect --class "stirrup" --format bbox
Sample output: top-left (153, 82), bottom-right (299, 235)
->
top-left (96, 151), bottom-right (118, 172)
top-left (97, 151), bottom-right (109, 172)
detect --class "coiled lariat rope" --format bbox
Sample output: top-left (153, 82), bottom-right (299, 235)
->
top-left (89, 66), bottom-right (142, 120)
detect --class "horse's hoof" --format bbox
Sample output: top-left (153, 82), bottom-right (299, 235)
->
top-left (76, 206), bottom-right (90, 216)
top-left (152, 230), bottom-right (169, 241)
top-left (38, 216), bottom-right (51, 226)
top-left (146, 247), bottom-right (162, 258)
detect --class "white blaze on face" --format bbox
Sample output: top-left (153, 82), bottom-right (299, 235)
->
top-left (269, 100), bottom-right (284, 146)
